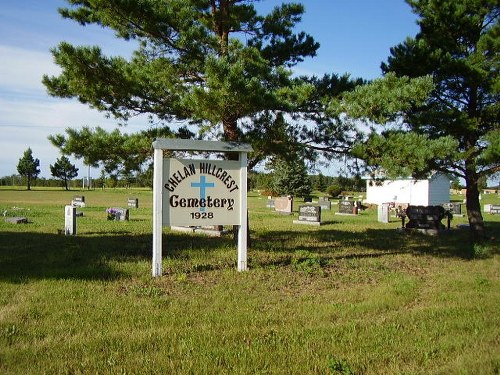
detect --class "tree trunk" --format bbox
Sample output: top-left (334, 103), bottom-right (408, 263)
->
top-left (223, 115), bottom-right (240, 161)
top-left (464, 166), bottom-right (485, 242)
top-left (27, 176), bottom-right (31, 191)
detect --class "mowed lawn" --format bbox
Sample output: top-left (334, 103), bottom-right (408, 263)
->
top-left (0, 187), bottom-right (499, 374)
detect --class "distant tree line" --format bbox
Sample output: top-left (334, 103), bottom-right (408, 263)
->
top-left (249, 171), bottom-right (365, 197)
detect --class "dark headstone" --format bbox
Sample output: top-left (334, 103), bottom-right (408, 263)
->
top-left (293, 205), bottom-right (321, 225)
top-left (490, 205), bottom-right (500, 214)
top-left (127, 197), bottom-right (139, 208)
top-left (338, 200), bottom-right (355, 214)
top-left (405, 205), bottom-right (446, 232)
top-left (303, 196), bottom-right (313, 203)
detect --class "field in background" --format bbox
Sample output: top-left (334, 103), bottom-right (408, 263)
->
top-left (0, 187), bottom-right (499, 374)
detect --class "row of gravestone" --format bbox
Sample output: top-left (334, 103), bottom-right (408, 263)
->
top-left (265, 196), bottom-right (364, 226)
top-left (267, 196), bottom-right (465, 232)
top-left (63, 196), bottom-right (141, 235)
top-left (71, 195), bottom-right (138, 221)
top-left (71, 196), bottom-right (139, 209)
top-left (268, 196), bottom-right (362, 215)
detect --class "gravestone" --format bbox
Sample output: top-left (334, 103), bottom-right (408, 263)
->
top-left (106, 207), bottom-right (129, 221)
top-left (5, 217), bottom-right (27, 224)
top-left (490, 205), bottom-right (500, 214)
top-left (303, 196), bottom-right (313, 203)
top-left (405, 205), bottom-right (447, 234)
top-left (266, 198), bottom-right (275, 208)
top-left (337, 200), bottom-right (356, 215)
top-left (64, 205), bottom-right (76, 235)
top-left (318, 196), bottom-right (331, 211)
top-left (442, 202), bottom-right (462, 215)
top-left (293, 205), bottom-right (322, 226)
top-left (194, 225), bottom-right (227, 237)
top-left (274, 196), bottom-right (293, 215)
top-left (377, 203), bottom-right (390, 223)
top-left (71, 196), bottom-right (86, 207)
top-left (127, 197), bottom-right (139, 208)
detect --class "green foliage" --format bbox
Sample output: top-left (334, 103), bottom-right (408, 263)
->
top-left (16, 148), bottom-right (40, 190)
top-left (352, 131), bottom-right (458, 178)
top-left (43, 0), bottom-right (322, 169)
top-left (328, 357), bottom-right (355, 375)
top-left (271, 157), bottom-right (312, 197)
top-left (50, 156), bottom-right (79, 190)
top-left (326, 184), bottom-right (342, 198)
top-left (314, 173), bottom-right (328, 192)
top-left (338, 0), bottom-right (500, 240)
top-left (291, 250), bottom-right (324, 275)
top-left (48, 125), bottom-right (190, 176)
top-left (331, 72), bottom-right (434, 124)
top-left (471, 242), bottom-right (494, 259)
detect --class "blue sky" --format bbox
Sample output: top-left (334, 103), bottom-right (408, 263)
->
top-left (0, 0), bottom-right (419, 179)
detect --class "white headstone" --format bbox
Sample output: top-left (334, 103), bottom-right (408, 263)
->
top-left (378, 203), bottom-right (390, 223)
top-left (64, 205), bottom-right (76, 235)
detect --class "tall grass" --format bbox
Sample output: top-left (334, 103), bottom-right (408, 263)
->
top-left (0, 187), bottom-right (499, 374)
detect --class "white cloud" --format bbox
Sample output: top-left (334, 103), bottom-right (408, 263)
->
top-left (0, 45), bottom-right (60, 95)
top-left (0, 43), bottom-right (149, 179)
top-left (0, 96), bottom-right (150, 178)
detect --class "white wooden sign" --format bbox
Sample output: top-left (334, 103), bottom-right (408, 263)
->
top-left (152, 139), bottom-right (252, 277)
top-left (163, 159), bottom-right (241, 226)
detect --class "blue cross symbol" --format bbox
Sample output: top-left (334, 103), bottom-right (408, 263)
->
top-left (191, 175), bottom-right (215, 211)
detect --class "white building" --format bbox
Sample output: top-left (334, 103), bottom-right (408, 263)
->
top-left (365, 173), bottom-right (450, 206)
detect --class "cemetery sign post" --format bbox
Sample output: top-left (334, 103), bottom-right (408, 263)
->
top-left (152, 139), bottom-right (253, 277)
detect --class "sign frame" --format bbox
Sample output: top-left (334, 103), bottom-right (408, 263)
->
top-left (152, 139), bottom-right (253, 277)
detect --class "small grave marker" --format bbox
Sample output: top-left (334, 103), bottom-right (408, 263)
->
top-left (5, 217), bottom-right (28, 224)
top-left (71, 196), bottom-right (86, 207)
top-left (378, 203), bottom-right (390, 223)
top-left (442, 202), bottom-right (462, 216)
top-left (490, 205), bottom-right (500, 214)
top-left (64, 205), bottom-right (77, 235)
top-left (274, 196), bottom-right (293, 215)
top-left (127, 198), bottom-right (139, 208)
top-left (337, 200), bottom-right (356, 215)
top-left (318, 196), bottom-right (331, 210)
top-left (293, 205), bottom-right (322, 226)
top-left (195, 225), bottom-right (227, 236)
top-left (106, 207), bottom-right (129, 221)
top-left (266, 198), bottom-right (275, 208)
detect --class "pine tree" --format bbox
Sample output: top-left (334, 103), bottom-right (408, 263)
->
top-left (43, 1), bottom-right (320, 167)
top-left (335, 0), bottom-right (499, 241)
top-left (271, 158), bottom-right (312, 198)
top-left (50, 156), bottom-right (79, 190)
top-left (17, 148), bottom-right (41, 190)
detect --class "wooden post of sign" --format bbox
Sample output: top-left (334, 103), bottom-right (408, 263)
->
top-left (152, 148), bottom-right (163, 277)
top-left (237, 152), bottom-right (248, 271)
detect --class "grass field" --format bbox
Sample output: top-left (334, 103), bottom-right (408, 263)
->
top-left (0, 187), bottom-right (499, 374)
